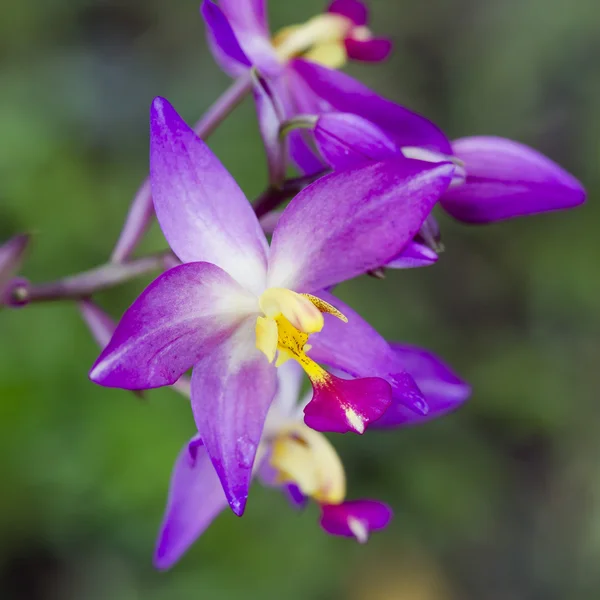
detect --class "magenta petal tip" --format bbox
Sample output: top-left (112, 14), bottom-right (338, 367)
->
top-left (320, 499), bottom-right (393, 542)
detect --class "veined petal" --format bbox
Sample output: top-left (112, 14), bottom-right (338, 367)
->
top-left (320, 499), bottom-right (392, 542)
top-left (150, 97), bottom-right (268, 294)
top-left (290, 59), bottom-right (451, 153)
top-left (201, 0), bottom-right (252, 77)
top-left (191, 318), bottom-right (277, 516)
top-left (314, 112), bottom-right (399, 170)
top-left (89, 263), bottom-right (257, 389)
top-left (385, 241), bottom-right (438, 269)
top-left (267, 158), bottom-right (454, 292)
top-left (308, 292), bottom-right (429, 415)
top-left (154, 436), bottom-right (228, 570)
top-left (218, 0), bottom-right (281, 75)
top-left (372, 343), bottom-right (471, 428)
top-left (344, 37), bottom-right (392, 62)
top-left (441, 136), bottom-right (586, 223)
top-left (327, 0), bottom-right (368, 26)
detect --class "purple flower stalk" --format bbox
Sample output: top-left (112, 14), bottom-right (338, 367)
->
top-left (154, 352), bottom-right (469, 569)
top-left (89, 96), bottom-right (455, 516)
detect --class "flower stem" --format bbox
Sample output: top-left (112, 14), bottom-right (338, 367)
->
top-left (10, 252), bottom-right (175, 305)
top-left (110, 73), bottom-right (254, 264)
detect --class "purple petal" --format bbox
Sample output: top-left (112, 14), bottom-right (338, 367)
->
top-left (320, 499), bottom-right (392, 541)
top-left (290, 59), bottom-right (451, 153)
top-left (79, 299), bottom-right (116, 349)
top-left (303, 373), bottom-right (391, 434)
top-left (327, 0), bottom-right (368, 25)
top-left (307, 292), bottom-right (428, 415)
top-left (89, 262), bottom-right (257, 389)
top-left (201, 0), bottom-right (252, 77)
top-left (267, 158), bottom-right (454, 292)
top-left (285, 483), bottom-right (309, 509)
top-left (150, 97), bottom-right (268, 294)
top-left (314, 112), bottom-right (399, 171)
top-left (191, 319), bottom-right (277, 516)
top-left (441, 136), bottom-right (586, 223)
top-left (252, 72), bottom-right (286, 184)
top-left (154, 436), bottom-right (228, 570)
top-left (0, 234), bottom-right (30, 296)
top-left (372, 343), bottom-right (471, 428)
top-left (345, 37), bottom-right (392, 62)
top-left (217, 0), bottom-right (280, 75)
top-left (385, 241), bottom-right (438, 269)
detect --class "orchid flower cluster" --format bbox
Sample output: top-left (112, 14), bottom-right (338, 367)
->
top-left (0, 0), bottom-right (585, 570)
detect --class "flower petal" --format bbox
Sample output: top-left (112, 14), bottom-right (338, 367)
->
top-left (79, 299), bottom-right (116, 349)
top-left (290, 59), bottom-right (451, 153)
top-left (218, 0), bottom-right (280, 75)
top-left (320, 499), bottom-right (392, 541)
top-left (191, 318), bottom-right (277, 516)
top-left (267, 158), bottom-right (454, 292)
top-left (385, 241), bottom-right (438, 269)
top-left (372, 343), bottom-right (471, 428)
top-left (344, 37), bottom-right (392, 62)
top-left (327, 0), bottom-right (368, 25)
top-left (314, 112), bottom-right (399, 171)
top-left (89, 262), bottom-right (257, 389)
top-left (0, 234), bottom-right (30, 296)
top-left (441, 136), bottom-right (586, 223)
top-left (201, 0), bottom-right (252, 77)
top-left (150, 97), bottom-right (268, 294)
top-left (307, 292), bottom-right (428, 415)
top-left (154, 436), bottom-right (228, 570)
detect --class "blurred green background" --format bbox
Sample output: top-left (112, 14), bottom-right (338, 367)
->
top-left (1, 0), bottom-right (599, 598)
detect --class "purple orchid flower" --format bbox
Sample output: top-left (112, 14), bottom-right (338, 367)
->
top-left (89, 97), bottom-right (455, 516)
top-left (309, 111), bottom-right (585, 227)
top-left (200, 0), bottom-right (448, 175)
top-left (154, 361), bottom-right (391, 569)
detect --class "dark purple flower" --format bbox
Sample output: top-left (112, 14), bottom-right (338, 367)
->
top-left (90, 97), bottom-right (454, 515)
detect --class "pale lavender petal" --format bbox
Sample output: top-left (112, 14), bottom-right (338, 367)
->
top-left (345, 37), bottom-right (392, 62)
top-left (150, 97), bottom-right (268, 294)
top-left (252, 72), bottom-right (286, 185)
top-left (191, 319), bottom-right (277, 516)
top-left (385, 241), bottom-right (438, 269)
top-left (441, 136), bottom-right (586, 223)
top-left (271, 359), bottom-right (305, 418)
top-left (79, 299), bottom-right (116, 349)
top-left (327, 0), bottom-right (368, 25)
top-left (201, 1), bottom-right (252, 77)
top-left (218, 0), bottom-right (280, 75)
top-left (154, 436), bottom-right (228, 570)
top-left (308, 292), bottom-right (428, 415)
top-left (372, 343), bottom-right (471, 428)
top-left (267, 158), bottom-right (454, 292)
top-left (290, 59), bottom-right (451, 153)
top-left (320, 499), bottom-right (392, 541)
top-left (89, 262), bottom-right (257, 389)
top-left (314, 113), bottom-right (399, 170)
top-left (0, 234), bottom-right (30, 295)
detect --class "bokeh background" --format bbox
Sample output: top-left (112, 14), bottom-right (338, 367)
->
top-left (1, 0), bottom-right (599, 598)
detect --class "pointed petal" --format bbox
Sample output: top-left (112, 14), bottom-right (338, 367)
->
top-left (320, 499), bottom-right (392, 541)
top-left (267, 158), bottom-right (454, 292)
top-left (372, 343), bottom-right (471, 428)
top-left (327, 0), bottom-right (368, 25)
top-left (303, 372), bottom-right (391, 434)
top-left (150, 97), bottom-right (268, 294)
top-left (314, 113), bottom-right (399, 170)
top-left (441, 136), bottom-right (586, 223)
top-left (201, 0), bottom-right (252, 78)
top-left (385, 241), bottom-right (438, 269)
top-left (307, 292), bottom-right (429, 415)
top-left (345, 37), bottom-right (392, 62)
top-left (90, 262), bottom-right (257, 389)
top-left (0, 234), bottom-right (30, 295)
top-left (154, 436), bottom-right (228, 570)
top-left (191, 319), bottom-right (277, 516)
top-left (290, 59), bottom-right (451, 153)
top-left (217, 0), bottom-right (280, 75)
